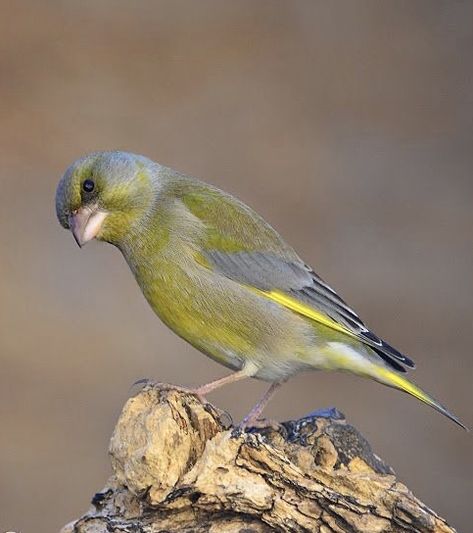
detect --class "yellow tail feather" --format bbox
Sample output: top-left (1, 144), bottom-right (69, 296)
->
top-left (375, 366), bottom-right (468, 431)
top-left (255, 289), bottom-right (467, 430)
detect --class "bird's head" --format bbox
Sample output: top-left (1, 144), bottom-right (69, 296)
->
top-left (56, 151), bottom-right (158, 247)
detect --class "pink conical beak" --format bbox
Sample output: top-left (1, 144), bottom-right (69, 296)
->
top-left (69, 206), bottom-right (108, 247)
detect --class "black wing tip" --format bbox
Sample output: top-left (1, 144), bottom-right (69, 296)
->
top-left (364, 332), bottom-right (416, 371)
top-left (370, 341), bottom-right (415, 373)
top-left (381, 340), bottom-right (416, 368)
top-left (341, 326), bottom-right (407, 372)
top-left (373, 349), bottom-right (408, 373)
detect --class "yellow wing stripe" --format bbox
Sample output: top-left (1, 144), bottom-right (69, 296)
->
top-left (254, 288), bottom-right (358, 339)
top-left (253, 288), bottom-right (467, 430)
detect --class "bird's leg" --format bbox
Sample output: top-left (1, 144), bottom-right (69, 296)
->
top-left (240, 381), bottom-right (283, 429)
top-left (192, 369), bottom-right (252, 400)
top-left (133, 366), bottom-right (256, 403)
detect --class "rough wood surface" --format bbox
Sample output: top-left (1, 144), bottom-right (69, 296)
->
top-left (61, 386), bottom-right (456, 533)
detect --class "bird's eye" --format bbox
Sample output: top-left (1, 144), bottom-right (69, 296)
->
top-left (82, 179), bottom-right (95, 193)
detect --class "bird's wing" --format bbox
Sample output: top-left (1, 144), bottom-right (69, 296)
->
top-left (203, 250), bottom-right (414, 372)
top-left (179, 186), bottom-right (414, 372)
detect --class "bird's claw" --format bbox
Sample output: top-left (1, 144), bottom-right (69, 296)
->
top-left (130, 379), bottom-right (208, 403)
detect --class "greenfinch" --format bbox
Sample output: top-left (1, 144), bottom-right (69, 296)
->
top-left (56, 151), bottom-right (466, 429)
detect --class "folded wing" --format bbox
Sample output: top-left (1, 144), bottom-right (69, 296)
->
top-left (204, 250), bottom-right (415, 372)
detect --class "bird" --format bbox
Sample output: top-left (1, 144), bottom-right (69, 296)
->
top-left (55, 150), bottom-right (467, 430)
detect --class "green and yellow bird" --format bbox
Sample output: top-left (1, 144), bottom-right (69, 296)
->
top-left (55, 150), bottom-right (466, 429)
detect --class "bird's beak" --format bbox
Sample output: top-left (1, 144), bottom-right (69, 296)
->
top-left (69, 206), bottom-right (108, 247)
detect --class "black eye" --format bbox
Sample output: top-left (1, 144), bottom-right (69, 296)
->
top-left (82, 179), bottom-right (95, 193)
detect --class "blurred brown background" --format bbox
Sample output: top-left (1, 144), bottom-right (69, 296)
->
top-left (0, 1), bottom-right (471, 532)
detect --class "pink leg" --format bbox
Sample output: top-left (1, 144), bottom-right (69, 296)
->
top-left (193, 369), bottom-right (252, 397)
top-left (134, 369), bottom-right (254, 403)
top-left (241, 381), bottom-right (283, 428)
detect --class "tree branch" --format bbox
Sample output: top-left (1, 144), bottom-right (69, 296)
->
top-left (61, 386), bottom-right (456, 533)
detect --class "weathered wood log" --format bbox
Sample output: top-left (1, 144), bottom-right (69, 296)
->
top-left (61, 386), bottom-right (456, 533)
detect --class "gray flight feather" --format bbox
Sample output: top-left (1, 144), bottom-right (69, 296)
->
top-left (205, 250), bottom-right (415, 372)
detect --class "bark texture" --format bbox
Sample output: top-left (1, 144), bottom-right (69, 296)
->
top-left (61, 386), bottom-right (456, 533)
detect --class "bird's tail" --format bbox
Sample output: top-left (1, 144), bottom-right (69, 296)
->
top-left (368, 364), bottom-right (468, 430)
top-left (318, 342), bottom-right (468, 430)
